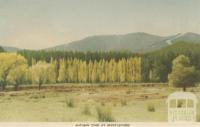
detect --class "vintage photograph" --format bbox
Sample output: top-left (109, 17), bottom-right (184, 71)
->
top-left (0, 0), bottom-right (200, 126)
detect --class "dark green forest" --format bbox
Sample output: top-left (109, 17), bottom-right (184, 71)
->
top-left (18, 50), bottom-right (139, 65)
top-left (0, 46), bottom-right (4, 52)
top-left (16, 41), bottom-right (200, 83)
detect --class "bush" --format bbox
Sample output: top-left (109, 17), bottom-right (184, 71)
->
top-left (96, 106), bottom-right (115, 122)
top-left (147, 104), bottom-right (155, 112)
top-left (66, 98), bottom-right (75, 108)
top-left (101, 101), bottom-right (106, 106)
top-left (126, 90), bottom-right (132, 94)
top-left (29, 95), bottom-right (39, 99)
top-left (82, 104), bottom-right (91, 115)
top-left (121, 99), bottom-right (127, 106)
top-left (190, 89), bottom-right (195, 92)
top-left (113, 102), bottom-right (117, 107)
top-left (29, 94), bottom-right (46, 99)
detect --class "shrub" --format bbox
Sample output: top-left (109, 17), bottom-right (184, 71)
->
top-left (101, 101), bottom-right (106, 106)
top-left (121, 99), bottom-right (127, 106)
top-left (126, 90), bottom-right (132, 94)
top-left (82, 104), bottom-right (91, 115)
top-left (29, 95), bottom-right (39, 99)
top-left (29, 94), bottom-right (46, 99)
top-left (190, 89), bottom-right (195, 92)
top-left (66, 98), bottom-right (75, 108)
top-left (147, 104), bottom-right (155, 112)
top-left (96, 106), bottom-right (115, 122)
top-left (41, 95), bottom-right (46, 98)
top-left (113, 102), bottom-right (117, 107)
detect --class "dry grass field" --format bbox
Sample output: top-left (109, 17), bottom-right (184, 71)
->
top-left (0, 83), bottom-right (199, 122)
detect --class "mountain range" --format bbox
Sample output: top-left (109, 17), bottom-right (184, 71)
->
top-left (2, 46), bottom-right (20, 52)
top-left (46, 32), bottom-right (200, 52)
top-left (2, 32), bottom-right (200, 53)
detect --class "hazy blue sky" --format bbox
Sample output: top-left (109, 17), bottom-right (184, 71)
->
top-left (0, 0), bottom-right (200, 49)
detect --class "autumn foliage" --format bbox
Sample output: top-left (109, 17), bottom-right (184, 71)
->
top-left (0, 53), bottom-right (142, 90)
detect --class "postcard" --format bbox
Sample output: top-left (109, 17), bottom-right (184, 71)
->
top-left (0, 0), bottom-right (200, 127)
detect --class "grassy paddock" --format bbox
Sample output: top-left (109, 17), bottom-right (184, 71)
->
top-left (0, 83), bottom-right (199, 122)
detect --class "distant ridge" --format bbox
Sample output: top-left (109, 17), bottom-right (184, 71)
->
top-left (2, 32), bottom-right (200, 53)
top-left (149, 41), bottom-right (200, 55)
top-left (2, 46), bottom-right (20, 52)
top-left (47, 32), bottom-right (200, 52)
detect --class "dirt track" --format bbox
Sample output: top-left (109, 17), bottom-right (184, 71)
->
top-left (2, 83), bottom-right (167, 91)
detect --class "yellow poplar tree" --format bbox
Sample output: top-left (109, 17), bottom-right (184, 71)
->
top-left (30, 61), bottom-right (52, 90)
top-left (58, 59), bottom-right (66, 82)
top-left (88, 60), bottom-right (93, 82)
top-left (91, 60), bottom-right (97, 83)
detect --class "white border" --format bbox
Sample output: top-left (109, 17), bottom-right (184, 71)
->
top-left (0, 122), bottom-right (199, 127)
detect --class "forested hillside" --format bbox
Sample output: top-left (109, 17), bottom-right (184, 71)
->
top-left (142, 42), bottom-right (200, 82)
top-left (47, 32), bottom-right (200, 52)
top-left (3, 32), bottom-right (200, 53)
top-left (47, 32), bottom-right (166, 52)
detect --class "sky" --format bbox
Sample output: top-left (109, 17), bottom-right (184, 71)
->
top-left (0, 0), bottom-right (200, 49)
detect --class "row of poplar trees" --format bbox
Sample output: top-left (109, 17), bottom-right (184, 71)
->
top-left (57, 57), bottom-right (142, 83)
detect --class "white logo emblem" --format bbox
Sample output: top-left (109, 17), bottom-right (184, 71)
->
top-left (166, 92), bottom-right (198, 122)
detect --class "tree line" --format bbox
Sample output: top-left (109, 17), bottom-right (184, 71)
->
top-left (57, 57), bottom-right (141, 83)
top-left (1, 41), bottom-right (200, 91)
top-left (142, 42), bottom-right (200, 82)
top-left (17, 42), bottom-right (200, 84)
top-left (0, 47), bottom-right (4, 52)
top-left (0, 53), bottom-right (141, 91)
top-left (18, 50), bottom-right (138, 65)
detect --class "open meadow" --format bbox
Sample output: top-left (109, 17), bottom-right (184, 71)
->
top-left (0, 83), bottom-right (200, 122)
